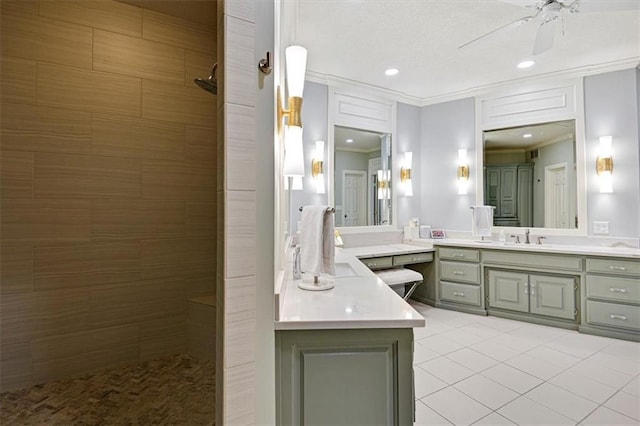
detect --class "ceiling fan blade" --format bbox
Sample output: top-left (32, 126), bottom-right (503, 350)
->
top-left (570, 0), bottom-right (640, 13)
top-left (533, 18), bottom-right (557, 55)
top-left (459, 14), bottom-right (537, 49)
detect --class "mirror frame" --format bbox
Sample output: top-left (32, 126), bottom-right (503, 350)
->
top-left (327, 87), bottom-right (398, 233)
top-left (474, 78), bottom-right (588, 236)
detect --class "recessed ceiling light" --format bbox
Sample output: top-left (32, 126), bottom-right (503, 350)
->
top-left (385, 68), bottom-right (399, 76)
top-left (523, 133), bottom-right (533, 138)
top-left (346, 138), bottom-right (354, 143)
top-left (517, 60), bottom-right (535, 69)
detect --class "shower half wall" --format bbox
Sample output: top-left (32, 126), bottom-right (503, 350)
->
top-left (0, 0), bottom-right (217, 392)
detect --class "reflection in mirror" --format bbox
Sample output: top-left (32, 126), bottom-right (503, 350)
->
top-left (333, 126), bottom-right (392, 227)
top-left (483, 119), bottom-right (577, 229)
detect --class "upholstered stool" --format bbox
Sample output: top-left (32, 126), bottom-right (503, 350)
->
top-left (374, 268), bottom-right (423, 300)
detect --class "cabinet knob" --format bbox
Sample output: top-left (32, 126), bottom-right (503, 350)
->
top-left (524, 282), bottom-right (528, 294)
top-left (453, 291), bottom-right (465, 297)
top-left (609, 288), bottom-right (627, 294)
top-left (453, 271), bottom-right (464, 276)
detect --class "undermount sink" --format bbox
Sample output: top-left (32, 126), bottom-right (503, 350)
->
top-left (334, 262), bottom-right (359, 278)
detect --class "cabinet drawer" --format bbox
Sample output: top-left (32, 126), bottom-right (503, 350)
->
top-left (483, 250), bottom-right (583, 272)
top-left (393, 252), bottom-right (433, 266)
top-left (586, 300), bottom-right (640, 332)
top-left (586, 258), bottom-right (640, 277)
top-left (440, 282), bottom-right (481, 306)
top-left (439, 261), bottom-right (480, 284)
top-left (587, 275), bottom-right (640, 304)
top-left (360, 256), bottom-right (393, 270)
top-left (438, 247), bottom-right (480, 262)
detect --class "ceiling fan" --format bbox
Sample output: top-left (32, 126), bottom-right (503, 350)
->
top-left (459, 0), bottom-right (640, 55)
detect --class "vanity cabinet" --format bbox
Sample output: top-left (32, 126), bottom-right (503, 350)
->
top-left (582, 257), bottom-right (640, 341)
top-left (276, 328), bottom-right (414, 425)
top-left (488, 270), bottom-right (576, 320)
top-left (436, 247), bottom-right (484, 313)
top-left (484, 250), bottom-right (580, 324)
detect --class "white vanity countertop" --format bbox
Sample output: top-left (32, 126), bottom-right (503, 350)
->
top-left (275, 247), bottom-right (427, 331)
top-left (408, 238), bottom-right (640, 259)
top-left (340, 243), bottom-right (435, 258)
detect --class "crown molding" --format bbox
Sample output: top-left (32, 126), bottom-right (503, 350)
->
top-left (306, 57), bottom-right (640, 107)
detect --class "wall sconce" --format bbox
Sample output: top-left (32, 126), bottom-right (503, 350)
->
top-left (277, 45), bottom-right (307, 134)
top-left (457, 148), bottom-right (470, 195)
top-left (400, 152), bottom-right (413, 197)
top-left (281, 46), bottom-right (308, 188)
top-left (596, 136), bottom-right (613, 193)
top-left (312, 140), bottom-right (325, 194)
top-left (377, 169), bottom-right (391, 199)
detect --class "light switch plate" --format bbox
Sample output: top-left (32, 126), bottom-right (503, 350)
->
top-left (593, 221), bottom-right (609, 235)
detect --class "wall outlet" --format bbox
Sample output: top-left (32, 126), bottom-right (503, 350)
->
top-left (593, 221), bottom-right (609, 235)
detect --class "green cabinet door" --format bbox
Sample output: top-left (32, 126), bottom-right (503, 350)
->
top-left (488, 270), bottom-right (529, 313)
top-left (530, 274), bottom-right (576, 320)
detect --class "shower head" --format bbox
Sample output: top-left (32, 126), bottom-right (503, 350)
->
top-left (194, 63), bottom-right (217, 95)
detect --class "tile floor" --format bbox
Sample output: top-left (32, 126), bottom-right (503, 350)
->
top-left (411, 302), bottom-right (640, 426)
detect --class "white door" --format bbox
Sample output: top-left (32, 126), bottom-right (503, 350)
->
top-left (342, 170), bottom-right (367, 226)
top-left (544, 162), bottom-right (569, 228)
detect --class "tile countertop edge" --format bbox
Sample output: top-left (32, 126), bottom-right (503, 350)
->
top-left (274, 247), bottom-right (427, 330)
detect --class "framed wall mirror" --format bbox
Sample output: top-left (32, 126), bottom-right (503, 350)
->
top-left (333, 126), bottom-right (392, 227)
top-left (483, 119), bottom-right (578, 229)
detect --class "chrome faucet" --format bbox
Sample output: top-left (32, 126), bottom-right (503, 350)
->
top-left (510, 234), bottom-right (521, 244)
top-left (525, 229), bottom-right (530, 244)
top-left (536, 236), bottom-right (546, 245)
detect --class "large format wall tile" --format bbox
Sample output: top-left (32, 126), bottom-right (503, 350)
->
top-left (0, 56), bottom-right (35, 105)
top-left (1, 103), bottom-right (92, 155)
top-left (0, 13), bottom-right (92, 69)
top-left (1, 199), bottom-right (91, 243)
top-left (186, 202), bottom-right (216, 237)
top-left (37, 63), bottom-right (141, 117)
top-left (0, 342), bottom-right (32, 392)
top-left (224, 276), bottom-right (256, 369)
top-left (142, 9), bottom-right (215, 55)
top-left (224, 104), bottom-right (255, 191)
top-left (0, 244), bottom-right (33, 294)
top-left (224, 16), bottom-right (255, 107)
top-left (0, 0), bottom-right (39, 16)
top-left (141, 238), bottom-right (215, 279)
top-left (39, 0), bottom-right (142, 37)
top-left (1, 151), bottom-right (34, 199)
top-left (142, 159), bottom-right (215, 200)
top-left (225, 191), bottom-right (256, 278)
top-left (142, 79), bottom-right (217, 126)
top-left (140, 315), bottom-right (187, 361)
top-left (88, 278), bottom-right (185, 328)
top-left (34, 242), bottom-right (141, 290)
top-left (1, 288), bottom-right (89, 345)
top-left (94, 30), bottom-right (185, 84)
top-left (185, 125), bottom-right (217, 166)
top-left (187, 301), bottom-right (216, 361)
top-left (31, 324), bottom-right (139, 384)
top-left (34, 153), bottom-right (141, 199)
top-left (185, 50), bottom-right (217, 87)
top-left (92, 115), bottom-right (185, 160)
top-left (91, 199), bottom-right (185, 240)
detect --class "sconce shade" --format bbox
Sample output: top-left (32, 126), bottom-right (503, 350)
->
top-left (377, 169), bottom-right (391, 199)
top-left (283, 125), bottom-right (305, 177)
top-left (285, 46), bottom-right (307, 98)
top-left (597, 136), bottom-right (613, 193)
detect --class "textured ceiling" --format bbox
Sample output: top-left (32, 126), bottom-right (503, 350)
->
top-left (292, 0), bottom-right (640, 104)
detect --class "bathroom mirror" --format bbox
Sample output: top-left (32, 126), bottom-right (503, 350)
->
top-left (483, 119), bottom-right (578, 229)
top-left (332, 126), bottom-right (393, 227)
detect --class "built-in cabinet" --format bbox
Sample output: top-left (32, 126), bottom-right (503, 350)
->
top-left (484, 164), bottom-right (533, 227)
top-left (433, 244), bottom-right (639, 340)
top-left (488, 270), bottom-right (576, 320)
top-left (582, 257), bottom-right (640, 340)
top-left (276, 328), bottom-right (414, 425)
top-left (435, 247), bottom-right (485, 314)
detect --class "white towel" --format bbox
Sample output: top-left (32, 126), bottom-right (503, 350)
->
top-left (300, 205), bottom-right (335, 277)
top-left (472, 206), bottom-right (493, 238)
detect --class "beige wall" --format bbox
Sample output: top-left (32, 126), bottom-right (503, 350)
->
top-left (0, 0), bottom-right (217, 392)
